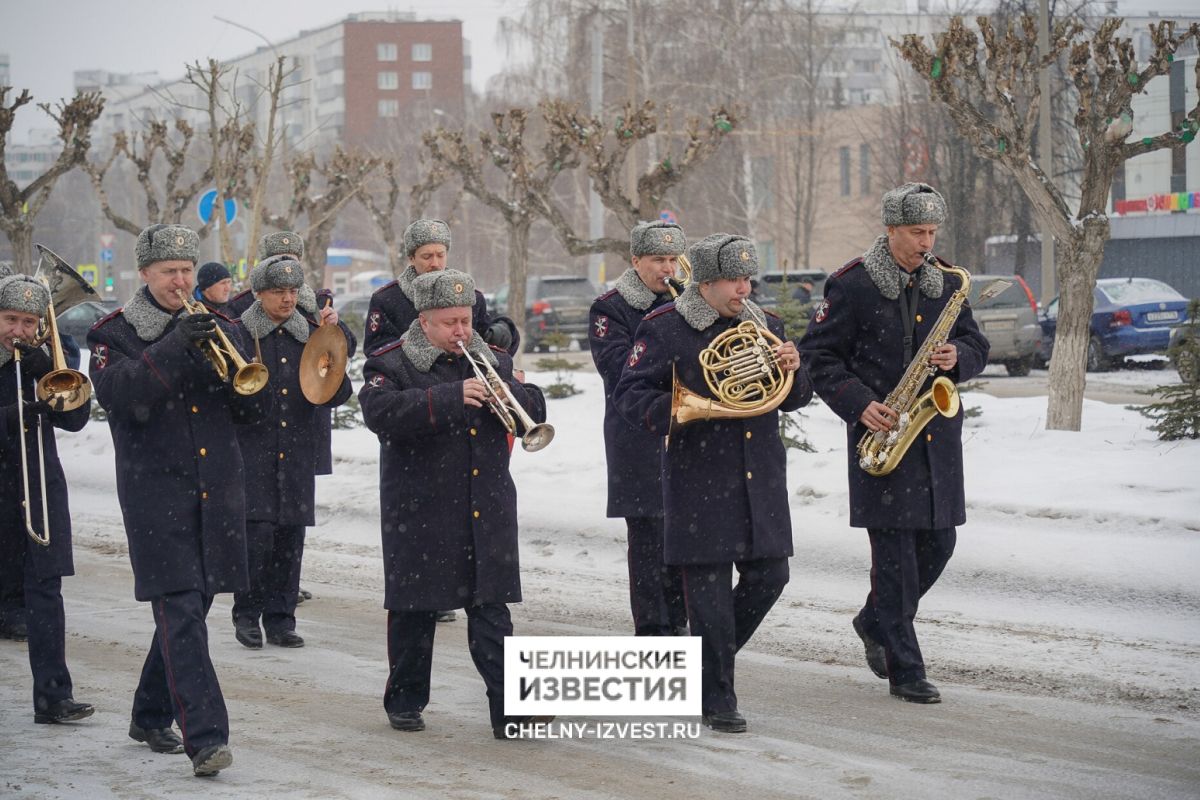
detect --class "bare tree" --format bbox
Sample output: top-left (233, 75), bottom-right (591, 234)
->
top-left (253, 147), bottom-right (381, 289)
top-left (895, 16), bottom-right (1200, 431)
top-left (423, 108), bottom-right (581, 334)
top-left (536, 99), bottom-right (739, 256)
top-left (0, 89), bottom-right (104, 272)
top-left (83, 120), bottom-right (219, 238)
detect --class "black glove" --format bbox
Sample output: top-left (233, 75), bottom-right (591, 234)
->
top-left (315, 289), bottom-right (334, 311)
top-left (483, 321), bottom-right (513, 352)
top-left (3, 400), bottom-right (51, 430)
top-left (14, 342), bottom-right (54, 378)
top-left (177, 313), bottom-right (217, 346)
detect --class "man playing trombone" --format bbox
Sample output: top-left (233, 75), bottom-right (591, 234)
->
top-left (359, 269), bottom-right (548, 739)
top-left (231, 255), bottom-right (352, 650)
top-left (88, 224), bottom-right (271, 777)
top-left (614, 234), bottom-right (811, 734)
top-left (0, 273), bottom-right (94, 725)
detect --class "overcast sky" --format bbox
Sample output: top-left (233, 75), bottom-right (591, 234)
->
top-left (1, 0), bottom-right (523, 139)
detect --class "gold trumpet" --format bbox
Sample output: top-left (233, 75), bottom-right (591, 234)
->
top-left (175, 290), bottom-right (269, 395)
top-left (666, 254), bottom-right (693, 299)
top-left (457, 339), bottom-right (555, 452)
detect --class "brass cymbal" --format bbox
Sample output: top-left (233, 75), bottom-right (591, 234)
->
top-left (300, 322), bottom-right (348, 404)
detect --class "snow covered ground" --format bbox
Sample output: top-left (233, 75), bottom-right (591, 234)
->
top-left (1, 364), bottom-right (1197, 798)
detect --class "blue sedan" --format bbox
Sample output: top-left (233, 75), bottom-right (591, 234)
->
top-left (1039, 278), bottom-right (1190, 371)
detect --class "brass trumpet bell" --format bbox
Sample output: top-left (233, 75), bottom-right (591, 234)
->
top-left (175, 290), bottom-right (269, 396)
top-left (31, 244), bottom-right (96, 412)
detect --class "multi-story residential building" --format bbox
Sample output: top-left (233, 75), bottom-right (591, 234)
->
top-left (91, 11), bottom-right (468, 147)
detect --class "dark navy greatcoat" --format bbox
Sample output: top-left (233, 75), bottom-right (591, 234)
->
top-left (87, 296), bottom-right (270, 601)
top-left (227, 288), bottom-right (254, 318)
top-left (0, 357), bottom-right (89, 578)
top-left (613, 306), bottom-right (813, 566)
top-left (798, 258), bottom-right (989, 529)
top-left (359, 341), bottom-right (545, 611)
top-left (589, 286), bottom-right (671, 518)
top-left (364, 280), bottom-right (518, 356)
top-left (237, 318), bottom-right (352, 526)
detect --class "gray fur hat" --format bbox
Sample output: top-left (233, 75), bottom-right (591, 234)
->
top-left (631, 220), bottom-right (686, 257)
top-left (136, 224), bottom-right (199, 268)
top-left (404, 219), bottom-right (452, 257)
top-left (0, 274), bottom-right (51, 316)
top-left (0, 261), bottom-right (13, 279)
top-left (250, 255), bottom-right (305, 293)
top-left (412, 268), bottom-right (475, 312)
top-left (881, 182), bottom-right (947, 227)
top-left (258, 231), bottom-right (305, 261)
top-left (686, 233), bottom-right (759, 284)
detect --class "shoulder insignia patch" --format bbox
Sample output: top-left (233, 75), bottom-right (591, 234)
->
top-left (813, 298), bottom-right (830, 323)
top-left (368, 374), bottom-right (385, 388)
top-left (92, 343), bottom-right (109, 369)
top-left (368, 310), bottom-right (382, 333)
top-left (627, 340), bottom-right (647, 368)
top-left (593, 315), bottom-right (609, 338)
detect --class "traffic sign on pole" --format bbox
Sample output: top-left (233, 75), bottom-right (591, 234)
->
top-left (99, 233), bottom-right (115, 249)
top-left (198, 189), bottom-right (238, 225)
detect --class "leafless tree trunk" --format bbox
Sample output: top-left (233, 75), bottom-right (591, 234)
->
top-left (895, 16), bottom-right (1200, 431)
top-left (0, 89), bottom-right (104, 272)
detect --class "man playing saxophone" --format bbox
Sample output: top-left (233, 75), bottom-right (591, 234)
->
top-left (88, 223), bottom-right (270, 776)
top-left (798, 183), bottom-right (989, 704)
top-left (614, 234), bottom-right (810, 734)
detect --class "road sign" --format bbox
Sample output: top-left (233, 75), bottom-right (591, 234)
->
top-left (198, 189), bottom-right (238, 226)
top-left (77, 265), bottom-right (98, 286)
top-left (100, 248), bottom-right (113, 263)
top-left (659, 209), bottom-right (678, 224)
top-left (99, 233), bottom-right (115, 249)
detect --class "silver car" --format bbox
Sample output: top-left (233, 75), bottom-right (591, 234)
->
top-left (969, 274), bottom-right (1042, 376)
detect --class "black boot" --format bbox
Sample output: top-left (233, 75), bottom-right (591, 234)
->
top-left (890, 679), bottom-right (941, 704)
top-left (34, 699), bottom-right (94, 724)
top-left (234, 618), bottom-right (263, 649)
top-left (852, 615), bottom-right (888, 679)
top-left (129, 722), bottom-right (186, 754)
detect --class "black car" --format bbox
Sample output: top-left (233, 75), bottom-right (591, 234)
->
top-left (752, 270), bottom-right (828, 309)
top-left (491, 275), bottom-right (598, 352)
top-left (57, 299), bottom-right (119, 348)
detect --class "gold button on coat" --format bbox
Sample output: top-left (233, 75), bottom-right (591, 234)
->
top-left (469, 428), bottom-right (477, 436)
top-left (199, 448), bottom-right (207, 456)
top-left (926, 433), bottom-right (933, 442)
top-left (472, 468), bottom-right (479, 476)
top-left (746, 471), bottom-right (753, 480)
top-left (473, 510), bottom-right (480, 519)
top-left (745, 431), bottom-right (752, 439)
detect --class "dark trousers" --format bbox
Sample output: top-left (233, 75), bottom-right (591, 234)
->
top-left (626, 516), bottom-right (687, 636)
top-left (232, 522), bottom-right (305, 634)
top-left (0, 538), bottom-right (25, 628)
top-left (681, 557), bottom-right (789, 714)
top-left (859, 527), bottom-right (956, 685)
top-left (23, 554), bottom-right (73, 713)
top-left (132, 591), bottom-right (228, 757)
top-left (384, 603), bottom-right (511, 727)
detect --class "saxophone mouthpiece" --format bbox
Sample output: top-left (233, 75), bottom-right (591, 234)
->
top-left (921, 252), bottom-right (938, 267)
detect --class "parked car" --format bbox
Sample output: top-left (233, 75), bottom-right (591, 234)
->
top-left (753, 270), bottom-right (828, 309)
top-left (968, 274), bottom-right (1041, 376)
top-left (57, 299), bottom-right (119, 347)
top-left (334, 294), bottom-right (372, 343)
top-left (1038, 277), bottom-right (1190, 371)
top-left (491, 275), bottom-right (598, 352)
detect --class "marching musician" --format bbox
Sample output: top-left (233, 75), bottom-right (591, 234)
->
top-left (359, 269), bottom-right (547, 739)
top-left (798, 183), bottom-right (989, 704)
top-left (613, 234), bottom-right (811, 733)
top-left (194, 261), bottom-right (234, 315)
top-left (236, 232), bottom-right (358, 606)
top-left (364, 219), bottom-right (518, 356)
top-left (589, 220), bottom-right (687, 637)
top-left (231, 256), bottom-right (352, 650)
top-left (0, 274), bottom-right (94, 725)
top-left (88, 223), bottom-right (270, 777)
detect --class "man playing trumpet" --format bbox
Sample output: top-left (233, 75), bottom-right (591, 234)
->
top-left (88, 223), bottom-right (270, 777)
top-left (614, 234), bottom-right (811, 734)
top-left (359, 269), bottom-right (547, 739)
top-left (0, 273), bottom-right (94, 726)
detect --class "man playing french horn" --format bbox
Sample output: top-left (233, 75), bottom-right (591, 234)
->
top-left (799, 183), bottom-right (989, 705)
top-left (359, 269), bottom-right (549, 739)
top-left (614, 234), bottom-right (811, 734)
top-left (88, 223), bottom-right (271, 777)
top-left (0, 273), bottom-right (94, 726)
